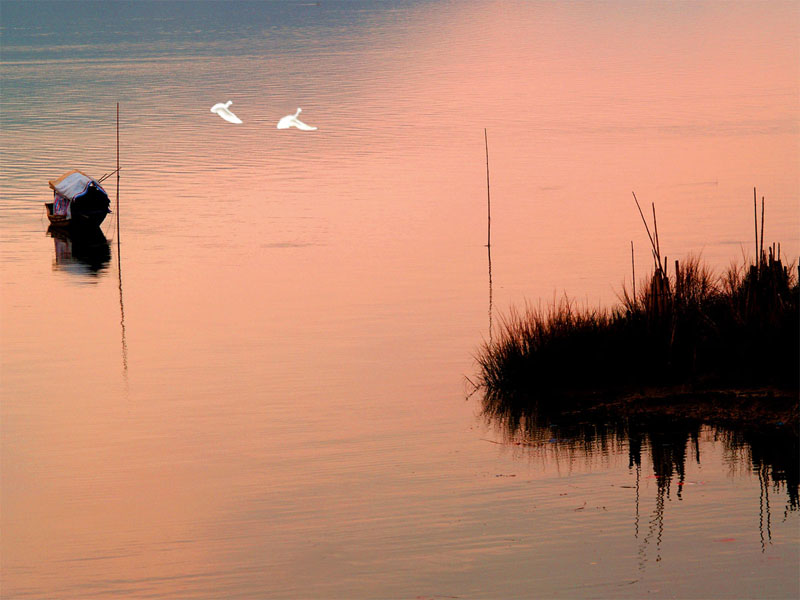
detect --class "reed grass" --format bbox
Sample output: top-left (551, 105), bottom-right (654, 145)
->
top-left (478, 250), bottom-right (798, 403)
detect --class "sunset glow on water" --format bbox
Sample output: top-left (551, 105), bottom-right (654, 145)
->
top-left (1, 1), bottom-right (798, 598)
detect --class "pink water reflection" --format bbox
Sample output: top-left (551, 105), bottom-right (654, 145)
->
top-left (1, 1), bottom-right (798, 598)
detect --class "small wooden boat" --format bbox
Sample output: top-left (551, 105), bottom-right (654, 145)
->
top-left (46, 170), bottom-right (111, 229)
top-left (45, 202), bottom-right (70, 227)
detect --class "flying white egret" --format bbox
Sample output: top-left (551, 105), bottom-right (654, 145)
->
top-left (277, 108), bottom-right (317, 131)
top-left (210, 100), bottom-right (243, 124)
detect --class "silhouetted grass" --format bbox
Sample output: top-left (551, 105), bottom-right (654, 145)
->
top-left (478, 251), bottom-right (799, 403)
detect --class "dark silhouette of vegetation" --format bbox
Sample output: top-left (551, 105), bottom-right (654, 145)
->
top-left (478, 194), bottom-right (798, 402)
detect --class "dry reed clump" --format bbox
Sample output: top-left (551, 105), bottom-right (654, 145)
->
top-left (478, 191), bottom-right (799, 403)
top-left (478, 253), bottom-right (798, 403)
top-left (478, 192), bottom-right (798, 403)
top-left (478, 298), bottom-right (650, 405)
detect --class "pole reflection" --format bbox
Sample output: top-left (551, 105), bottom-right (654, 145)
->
top-left (481, 391), bottom-right (799, 565)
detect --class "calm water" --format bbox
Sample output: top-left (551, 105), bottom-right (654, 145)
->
top-left (1, 1), bottom-right (798, 598)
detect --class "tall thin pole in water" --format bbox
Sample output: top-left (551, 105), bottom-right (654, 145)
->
top-left (484, 128), bottom-right (491, 248)
top-left (488, 242), bottom-right (493, 345)
top-left (631, 240), bottom-right (636, 302)
top-left (484, 129), bottom-right (492, 343)
top-left (116, 103), bottom-right (120, 237)
top-left (116, 103), bottom-right (128, 378)
top-left (753, 187), bottom-right (758, 271)
top-left (760, 195), bottom-right (765, 268)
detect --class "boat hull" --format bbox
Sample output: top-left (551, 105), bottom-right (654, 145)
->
top-left (45, 202), bottom-right (109, 229)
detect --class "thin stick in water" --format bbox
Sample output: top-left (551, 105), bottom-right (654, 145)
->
top-left (484, 129), bottom-right (493, 341)
top-left (488, 242), bottom-right (493, 344)
top-left (115, 102), bottom-right (127, 379)
top-left (116, 103), bottom-right (120, 241)
top-left (484, 128), bottom-right (491, 248)
top-left (760, 195), bottom-right (765, 268)
top-left (631, 240), bottom-right (636, 303)
top-left (753, 187), bottom-right (758, 270)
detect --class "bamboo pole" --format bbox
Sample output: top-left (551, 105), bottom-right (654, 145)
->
top-left (631, 240), bottom-right (636, 302)
top-left (753, 187), bottom-right (758, 271)
top-left (116, 102), bottom-right (120, 242)
top-left (484, 128), bottom-right (491, 248)
top-left (488, 242), bottom-right (493, 344)
top-left (97, 167), bottom-right (121, 183)
top-left (760, 195), bottom-right (765, 269)
top-left (115, 102), bottom-right (128, 379)
top-left (484, 129), bottom-right (493, 341)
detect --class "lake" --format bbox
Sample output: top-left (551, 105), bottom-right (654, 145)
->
top-left (1, 1), bottom-right (798, 598)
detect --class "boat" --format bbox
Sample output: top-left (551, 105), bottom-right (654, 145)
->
top-left (46, 170), bottom-right (111, 229)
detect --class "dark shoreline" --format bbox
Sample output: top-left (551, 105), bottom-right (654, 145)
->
top-left (480, 383), bottom-right (799, 432)
top-left (590, 386), bottom-right (798, 430)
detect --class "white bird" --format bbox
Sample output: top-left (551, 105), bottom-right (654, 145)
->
top-left (277, 107), bottom-right (317, 131)
top-left (210, 100), bottom-right (243, 124)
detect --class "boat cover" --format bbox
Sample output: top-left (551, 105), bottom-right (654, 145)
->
top-left (48, 170), bottom-right (108, 202)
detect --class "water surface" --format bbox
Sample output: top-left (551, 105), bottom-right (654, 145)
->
top-left (1, 1), bottom-right (798, 598)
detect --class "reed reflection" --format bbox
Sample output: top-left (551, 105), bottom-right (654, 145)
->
top-left (725, 428), bottom-right (800, 549)
top-left (482, 392), bottom-right (799, 565)
top-left (47, 225), bottom-right (111, 277)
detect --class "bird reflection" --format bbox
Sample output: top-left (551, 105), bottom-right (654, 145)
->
top-left (48, 225), bottom-right (111, 276)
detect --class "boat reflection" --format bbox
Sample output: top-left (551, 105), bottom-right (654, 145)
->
top-left (482, 391), bottom-right (799, 564)
top-left (48, 225), bottom-right (111, 276)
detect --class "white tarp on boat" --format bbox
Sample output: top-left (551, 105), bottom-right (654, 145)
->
top-left (48, 170), bottom-right (106, 202)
